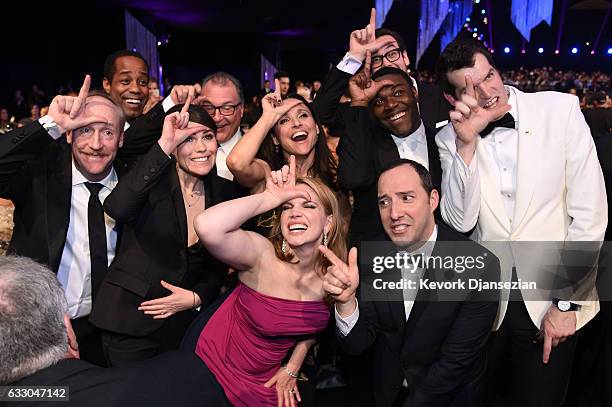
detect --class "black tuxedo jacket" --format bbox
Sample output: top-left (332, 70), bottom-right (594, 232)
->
top-left (313, 66), bottom-right (451, 131)
top-left (336, 105), bottom-right (442, 245)
top-left (11, 350), bottom-right (228, 407)
top-left (0, 105), bottom-right (164, 273)
top-left (339, 224), bottom-right (500, 407)
top-left (90, 143), bottom-right (248, 337)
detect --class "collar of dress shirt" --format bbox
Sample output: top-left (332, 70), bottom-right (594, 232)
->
top-left (390, 121), bottom-right (426, 152)
top-left (399, 224), bottom-right (438, 259)
top-left (505, 85), bottom-right (519, 123)
top-left (71, 158), bottom-right (118, 189)
top-left (219, 128), bottom-right (242, 153)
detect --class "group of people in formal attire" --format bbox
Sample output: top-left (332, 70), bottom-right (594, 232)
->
top-left (0, 8), bottom-right (609, 407)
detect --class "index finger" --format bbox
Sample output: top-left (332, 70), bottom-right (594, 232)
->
top-left (465, 75), bottom-right (476, 99)
top-left (70, 75), bottom-right (91, 119)
top-left (181, 88), bottom-right (194, 114)
top-left (288, 154), bottom-right (296, 178)
top-left (274, 78), bottom-right (282, 98)
top-left (542, 334), bottom-right (552, 364)
top-left (364, 50), bottom-right (372, 78)
top-left (369, 8), bottom-right (377, 31)
top-left (318, 245), bottom-right (344, 268)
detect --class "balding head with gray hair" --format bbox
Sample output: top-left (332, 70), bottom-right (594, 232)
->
top-left (0, 257), bottom-right (69, 384)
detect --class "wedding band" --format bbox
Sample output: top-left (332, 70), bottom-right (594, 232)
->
top-left (289, 390), bottom-right (295, 395)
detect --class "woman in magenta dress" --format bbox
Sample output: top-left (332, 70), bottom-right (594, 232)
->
top-left (190, 154), bottom-right (347, 406)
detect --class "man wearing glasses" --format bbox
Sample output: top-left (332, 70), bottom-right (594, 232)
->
top-left (313, 8), bottom-right (451, 132)
top-left (196, 71), bottom-right (245, 181)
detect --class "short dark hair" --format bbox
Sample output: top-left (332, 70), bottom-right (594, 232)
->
top-left (435, 39), bottom-right (496, 96)
top-left (371, 67), bottom-right (413, 86)
top-left (374, 28), bottom-right (407, 52)
top-left (378, 159), bottom-right (434, 195)
top-left (103, 50), bottom-right (149, 82)
top-left (274, 71), bottom-right (290, 80)
top-left (166, 104), bottom-right (217, 133)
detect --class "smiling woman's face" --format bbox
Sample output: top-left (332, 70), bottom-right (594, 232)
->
top-left (273, 101), bottom-right (319, 158)
top-left (175, 123), bottom-right (218, 177)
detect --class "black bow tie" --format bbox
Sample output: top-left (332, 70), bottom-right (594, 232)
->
top-left (480, 113), bottom-right (515, 137)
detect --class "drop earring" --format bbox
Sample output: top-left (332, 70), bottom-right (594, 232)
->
top-left (323, 232), bottom-right (328, 247)
top-left (281, 239), bottom-right (287, 254)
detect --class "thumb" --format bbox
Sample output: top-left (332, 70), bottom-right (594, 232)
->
top-left (348, 247), bottom-right (359, 272)
top-left (160, 280), bottom-right (176, 292)
top-left (264, 377), bottom-right (276, 388)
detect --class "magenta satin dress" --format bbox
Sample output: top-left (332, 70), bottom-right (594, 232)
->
top-left (195, 283), bottom-right (330, 406)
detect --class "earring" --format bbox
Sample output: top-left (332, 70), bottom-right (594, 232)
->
top-left (274, 144), bottom-right (280, 154)
top-left (281, 239), bottom-right (287, 254)
top-left (323, 232), bottom-right (328, 247)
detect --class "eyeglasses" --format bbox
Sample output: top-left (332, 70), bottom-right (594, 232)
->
top-left (371, 48), bottom-right (404, 68)
top-left (200, 103), bottom-right (242, 116)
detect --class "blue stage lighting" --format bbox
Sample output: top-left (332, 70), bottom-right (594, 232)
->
top-left (608, 48), bottom-right (612, 55)
top-left (571, 47), bottom-right (578, 54)
top-left (538, 47), bottom-right (544, 54)
top-left (504, 46), bottom-right (510, 54)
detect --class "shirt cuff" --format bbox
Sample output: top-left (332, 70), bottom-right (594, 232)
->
top-left (162, 95), bottom-right (175, 113)
top-left (337, 53), bottom-right (363, 75)
top-left (38, 115), bottom-right (62, 140)
top-left (335, 298), bottom-right (359, 336)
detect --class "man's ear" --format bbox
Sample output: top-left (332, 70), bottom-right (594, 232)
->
top-left (118, 130), bottom-right (124, 148)
top-left (65, 130), bottom-right (73, 144)
top-left (102, 78), bottom-right (111, 95)
top-left (63, 314), bottom-right (79, 360)
top-left (443, 92), bottom-right (457, 107)
top-left (402, 51), bottom-right (410, 69)
top-left (430, 189), bottom-right (440, 212)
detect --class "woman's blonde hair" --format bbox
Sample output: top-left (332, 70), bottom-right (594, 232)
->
top-left (269, 177), bottom-right (347, 274)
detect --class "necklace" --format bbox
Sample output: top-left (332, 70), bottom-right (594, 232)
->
top-left (185, 185), bottom-right (204, 208)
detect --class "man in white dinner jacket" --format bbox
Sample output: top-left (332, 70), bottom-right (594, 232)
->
top-left (434, 39), bottom-right (607, 407)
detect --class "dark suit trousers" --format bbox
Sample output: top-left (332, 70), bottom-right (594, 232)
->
top-left (71, 316), bottom-right (107, 367)
top-left (485, 300), bottom-right (577, 407)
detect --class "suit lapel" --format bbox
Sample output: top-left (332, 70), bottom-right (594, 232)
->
top-left (425, 127), bottom-right (442, 190)
top-left (169, 169), bottom-right (188, 246)
top-left (46, 147), bottom-right (73, 271)
top-left (512, 89), bottom-right (541, 230)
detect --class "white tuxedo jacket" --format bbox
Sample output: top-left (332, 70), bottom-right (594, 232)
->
top-left (436, 87), bottom-right (607, 330)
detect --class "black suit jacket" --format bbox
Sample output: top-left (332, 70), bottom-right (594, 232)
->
top-left (0, 105), bottom-right (164, 273)
top-left (10, 350), bottom-right (229, 407)
top-left (336, 105), bottom-right (442, 245)
top-left (339, 224), bottom-right (500, 407)
top-left (313, 67), bottom-right (451, 131)
top-left (90, 143), bottom-right (248, 337)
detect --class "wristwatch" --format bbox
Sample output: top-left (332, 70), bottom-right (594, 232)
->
top-left (553, 298), bottom-right (580, 312)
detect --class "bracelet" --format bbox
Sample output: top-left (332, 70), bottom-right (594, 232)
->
top-left (283, 366), bottom-right (299, 379)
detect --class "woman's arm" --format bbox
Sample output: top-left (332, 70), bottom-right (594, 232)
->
top-left (227, 81), bottom-right (302, 188)
top-left (195, 155), bottom-right (309, 272)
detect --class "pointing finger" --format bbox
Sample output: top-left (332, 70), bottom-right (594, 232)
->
top-left (181, 88), bottom-right (194, 114)
top-left (369, 8), bottom-right (377, 32)
top-left (70, 74), bottom-right (91, 119)
top-left (465, 75), bottom-right (476, 100)
top-left (318, 245), bottom-right (344, 268)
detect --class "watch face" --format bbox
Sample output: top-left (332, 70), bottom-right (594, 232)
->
top-left (558, 301), bottom-right (571, 312)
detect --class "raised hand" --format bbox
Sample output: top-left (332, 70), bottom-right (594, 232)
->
top-left (348, 51), bottom-right (394, 107)
top-left (264, 155), bottom-right (311, 206)
top-left (450, 75), bottom-right (511, 147)
top-left (261, 79), bottom-right (302, 121)
top-left (320, 246), bottom-right (359, 306)
top-left (348, 8), bottom-right (377, 61)
top-left (138, 280), bottom-right (201, 319)
top-left (171, 83), bottom-right (202, 105)
top-left (48, 75), bottom-right (109, 132)
top-left (158, 95), bottom-right (207, 155)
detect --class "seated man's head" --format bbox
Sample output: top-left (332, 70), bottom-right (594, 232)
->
top-left (67, 91), bottom-right (125, 182)
top-left (377, 160), bottom-right (438, 248)
top-left (102, 50), bottom-right (150, 121)
top-left (436, 39), bottom-right (508, 120)
top-left (0, 257), bottom-right (79, 384)
top-left (199, 71), bottom-right (244, 144)
top-left (372, 28), bottom-right (410, 73)
top-left (369, 67), bottom-right (421, 137)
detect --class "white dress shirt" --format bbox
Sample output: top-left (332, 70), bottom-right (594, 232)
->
top-left (450, 86), bottom-right (519, 223)
top-left (216, 129), bottom-right (242, 181)
top-left (55, 162), bottom-right (119, 319)
top-left (335, 226), bottom-right (438, 335)
top-left (391, 122), bottom-right (430, 170)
